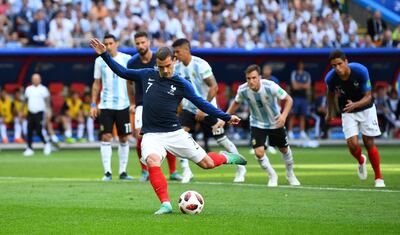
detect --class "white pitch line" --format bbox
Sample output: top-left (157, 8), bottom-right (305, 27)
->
top-left (0, 176), bottom-right (399, 193)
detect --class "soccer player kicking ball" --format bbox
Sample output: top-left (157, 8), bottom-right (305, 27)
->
top-left (325, 50), bottom-right (385, 188)
top-left (90, 38), bottom-right (247, 214)
top-left (226, 65), bottom-right (301, 187)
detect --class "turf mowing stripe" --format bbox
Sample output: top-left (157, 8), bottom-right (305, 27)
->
top-left (0, 176), bottom-right (399, 193)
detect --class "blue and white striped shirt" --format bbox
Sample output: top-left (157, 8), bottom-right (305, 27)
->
top-left (94, 52), bottom-right (131, 110)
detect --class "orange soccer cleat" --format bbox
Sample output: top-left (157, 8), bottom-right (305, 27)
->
top-left (14, 137), bottom-right (25, 143)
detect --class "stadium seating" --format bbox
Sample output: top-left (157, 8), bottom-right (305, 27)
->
top-left (4, 83), bottom-right (19, 93)
top-left (70, 83), bottom-right (87, 97)
top-left (48, 82), bottom-right (64, 95)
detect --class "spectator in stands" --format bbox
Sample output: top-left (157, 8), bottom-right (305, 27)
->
top-left (388, 89), bottom-right (399, 120)
top-left (29, 9), bottom-right (50, 46)
top-left (367, 10), bottom-right (387, 44)
top-left (90, 0), bottom-right (108, 20)
top-left (375, 86), bottom-right (400, 138)
top-left (0, 88), bottom-right (12, 143)
top-left (12, 88), bottom-right (28, 143)
top-left (48, 16), bottom-right (73, 48)
top-left (381, 29), bottom-right (395, 48)
top-left (363, 34), bottom-right (376, 48)
top-left (392, 24), bottom-right (400, 47)
top-left (288, 61), bottom-right (311, 139)
top-left (61, 90), bottom-right (86, 143)
top-left (310, 88), bottom-right (329, 139)
top-left (0, 0), bottom-right (10, 15)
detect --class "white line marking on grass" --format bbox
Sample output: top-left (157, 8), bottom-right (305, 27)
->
top-left (1, 176), bottom-right (399, 193)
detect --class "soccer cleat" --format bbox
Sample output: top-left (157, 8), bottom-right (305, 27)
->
top-left (358, 154), bottom-right (367, 180)
top-left (65, 137), bottom-right (76, 144)
top-left (181, 171), bottom-right (194, 184)
top-left (170, 171), bottom-right (183, 181)
top-left (154, 202), bottom-right (173, 215)
top-left (102, 172), bottom-right (112, 181)
top-left (375, 179), bottom-right (386, 188)
top-left (268, 172), bottom-right (278, 187)
top-left (221, 151), bottom-right (247, 165)
top-left (286, 173), bottom-right (301, 186)
top-left (23, 148), bottom-right (34, 157)
top-left (14, 137), bottom-right (25, 143)
top-left (2, 138), bottom-right (9, 143)
top-left (233, 165), bottom-right (246, 183)
top-left (119, 172), bottom-right (134, 181)
top-left (43, 143), bottom-right (52, 156)
top-left (139, 170), bottom-right (149, 182)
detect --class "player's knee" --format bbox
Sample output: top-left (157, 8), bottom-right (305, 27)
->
top-left (119, 135), bottom-right (128, 143)
top-left (254, 148), bottom-right (265, 158)
top-left (101, 133), bottom-right (113, 142)
top-left (279, 147), bottom-right (288, 154)
top-left (146, 154), bottom-right (162, 167)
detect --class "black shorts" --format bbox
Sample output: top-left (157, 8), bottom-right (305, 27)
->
top-left (99, 108), bottom-right (132, 136)
top-left (179, 109), bottom-right (219, 134)
top-left (251, 127), bottom-right (289, 148)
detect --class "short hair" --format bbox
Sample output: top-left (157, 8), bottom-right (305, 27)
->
top-left (134, 31), bottom-right (148, 39)
top-left (329, 49), bottom-right (347, 61)
top-left (172, 38), bottom-right (191, 49)
top-left (156, 46), bottom-right (174, 60)
top-left (104, 34), bottom-right (117, 41)
top-left (245, 64), bottom-right (261, 75)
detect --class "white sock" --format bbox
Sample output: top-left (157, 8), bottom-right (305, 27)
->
top-left (258, 155), bottom-right (276, 176)
top-left (282, 147), bottom-right (294, 176)
top-left (22, 120), bottom-right (28, 136)
top-left (180, 158), bottom-right (192, 174)
top-left (101, 142), bottom-right (112, 174)
top-left (217, 136), bottom-right (239, 154)
top-left (65, 128), bottom-right (72, 138)
top-left (77, 123), bottom-right (85, 139)
top-left (0, 124), bottom-right (7, 139)
top-left (14, 118), bottom-right (22, 139)
top-left (42, 128), bottom-right (50, 142)
top-left (87, 117), bottom-right (95, 141)
top-left (118, 142), bottom-right (129, 174)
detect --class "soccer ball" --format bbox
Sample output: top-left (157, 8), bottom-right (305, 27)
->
top-left (178, 190), bottom-right (205, 215)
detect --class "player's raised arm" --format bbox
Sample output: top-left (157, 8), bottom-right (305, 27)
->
top-left (182, 79), bottom-right (240, 125)
top-left (90, 38), bottom-right (145, 82)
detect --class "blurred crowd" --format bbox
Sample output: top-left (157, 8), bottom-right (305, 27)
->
top-left (0, 0), bottom-right (399, 49)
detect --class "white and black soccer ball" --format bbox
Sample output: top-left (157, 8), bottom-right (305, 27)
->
top-left (178, 190), bottom-right (204, 215)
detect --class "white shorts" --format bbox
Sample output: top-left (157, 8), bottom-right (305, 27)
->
top-left (342, 105), bottom-right (381, 139)
top-left (134, 105), bottom-right (143, 129)
top-left (141, 129), bottom-right (207, 165)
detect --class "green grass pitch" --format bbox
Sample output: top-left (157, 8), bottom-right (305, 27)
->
top-left (0, 146), bottom-right (399, 234)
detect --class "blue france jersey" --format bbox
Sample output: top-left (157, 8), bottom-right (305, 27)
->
top-left (235, 79), bottom-right (287, 129)
top-left (94, 52), bottom-right (131, 110)
top-left (100, 52), bottom-right (231, 134)
top-left (127, 53), bottom-right (157, 106)
top-left (325, 62), bottom-right (373, 113)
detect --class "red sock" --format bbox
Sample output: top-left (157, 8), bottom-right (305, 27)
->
top-left (208, 152), bottom-right (227, 167)
top-left (149, 166), bottom-right (170, 203)
top-left (367, 146), bottom-right (382, 179)
top-left (349, 145), bottom-right (364, 165)
top-left (166, 151), bottom-right (177, 174)
top-left (136, 137), bottom-right (147, 171)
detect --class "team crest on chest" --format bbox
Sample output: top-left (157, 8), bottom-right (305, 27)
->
top-left (168, 85), bottom-right (177, 95)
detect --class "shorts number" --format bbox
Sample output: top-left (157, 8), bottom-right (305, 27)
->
top-left (124, 123), bottom-right (132, 133)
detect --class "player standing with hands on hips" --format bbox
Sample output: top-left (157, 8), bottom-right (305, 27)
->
top-left (325, 50), bottom-right (385, 187)
top-left (90, 38), bottom-right (247, 214)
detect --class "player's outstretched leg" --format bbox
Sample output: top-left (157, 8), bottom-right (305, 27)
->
top-left (362, 135), bottom-right (385, 187)
top-left (347, 137), bottom-right (367, 180)
top-left (280, 147), bottom-right (300, 186)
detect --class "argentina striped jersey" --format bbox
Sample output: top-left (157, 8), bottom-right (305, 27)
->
top-left (94, 52), bottom-right (131, 110)
top-left (174, 56), bottom-right (217, 114)
top-left (235, 79), bottom-right (287, 129)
